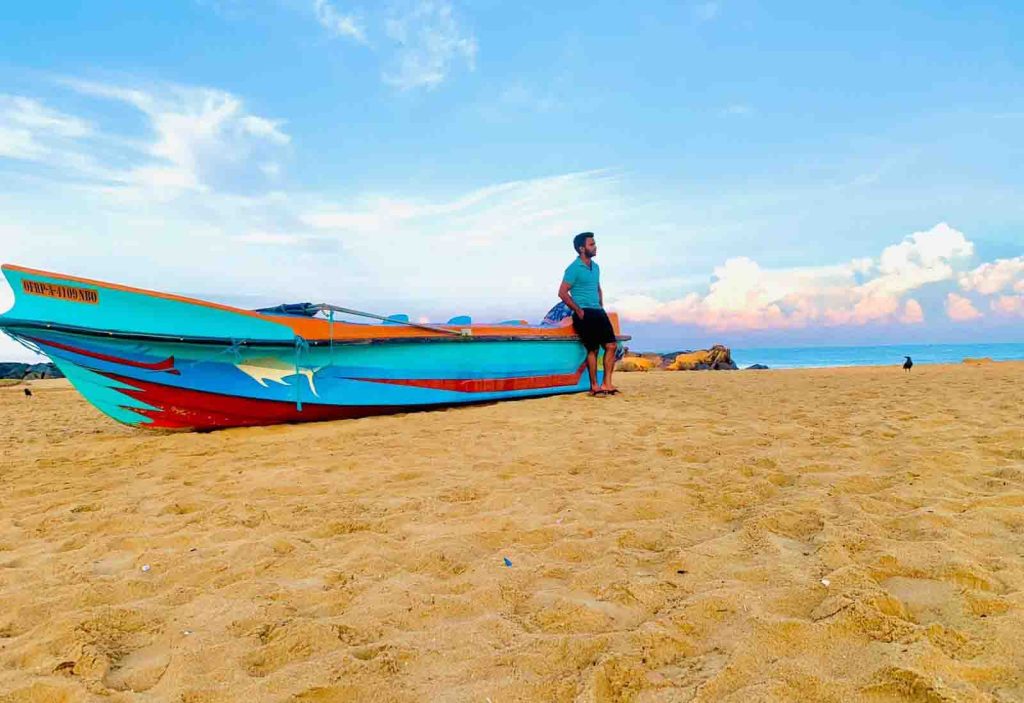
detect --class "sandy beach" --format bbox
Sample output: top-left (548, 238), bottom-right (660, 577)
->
top-left (1, 363), bottom-right (1022, 702)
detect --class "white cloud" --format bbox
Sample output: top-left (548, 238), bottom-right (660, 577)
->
top-left (238, 115), bottom-right (290, 144)
top-left (0, 95), bottom-right (93, 163)
top-left (898, 298), bottom-right (924, 324)
top-left (0, 95), bottom-right (90, 139)
top-left (64, 79), bottom-right (290, 197)
top-left (990, 295), bottom-right (1024, 317)
top-left (312, 0), bottom-right (367, 43)
top-left (959, 256), bottom-right (1024, 295)
top-left (383, 1), bottom-right (477, 90)
top-left (863, 222), bottom-right (974, 297)
top-left (287, 0), bottom-right (476, 90)
top-left (946, 292), bottom-right (982, 322)
top-left (610, 223), bottom-right (978, 331)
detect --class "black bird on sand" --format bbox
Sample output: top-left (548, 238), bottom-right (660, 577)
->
top-left (902, 356), bottom-right (913, 372)
top-left (24, 388), bottom-right (33, 397)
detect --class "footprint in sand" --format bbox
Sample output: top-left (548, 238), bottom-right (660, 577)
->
top-left (103, 640), bottom-right (171, 692)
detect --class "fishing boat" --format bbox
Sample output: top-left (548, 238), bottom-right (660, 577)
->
top-left (0, 264), bottom-right (629, 431)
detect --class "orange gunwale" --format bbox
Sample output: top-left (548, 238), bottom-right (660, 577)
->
top-left (2, 264), bottom-right (624, 342)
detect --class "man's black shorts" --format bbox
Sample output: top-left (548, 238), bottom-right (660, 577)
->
top-left (572, 308), bottom-right (617, 352)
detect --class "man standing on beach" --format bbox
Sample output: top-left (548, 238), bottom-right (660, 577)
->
top-left (558, 232), bottom-right (619, 395)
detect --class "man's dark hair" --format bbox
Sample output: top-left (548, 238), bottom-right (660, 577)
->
top-left (573, 232), bottom-right (594, 254)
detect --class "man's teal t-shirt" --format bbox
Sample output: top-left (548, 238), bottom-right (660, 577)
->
top-left (563, 258), bottom-right (602, 309)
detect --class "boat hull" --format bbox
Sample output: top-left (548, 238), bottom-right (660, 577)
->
top-left (8, 327), bottom-right (600, 430)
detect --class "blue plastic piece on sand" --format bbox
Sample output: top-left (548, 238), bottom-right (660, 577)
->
top-left (503, 557), bottom-right (513, 567)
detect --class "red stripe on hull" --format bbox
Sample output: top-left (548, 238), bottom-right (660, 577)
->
top-left (350, 362), bottom-right (587, 393)
top-left (101, 372), bottom-right (418, 431)
top-left (26, 335), bottom-right (180, 374)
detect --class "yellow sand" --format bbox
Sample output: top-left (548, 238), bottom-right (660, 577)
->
top-left (1, 365), bottom-right (1023, 702)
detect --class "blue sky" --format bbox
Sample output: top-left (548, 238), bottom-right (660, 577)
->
top-left (1, 0), bottom-right (1022, 360)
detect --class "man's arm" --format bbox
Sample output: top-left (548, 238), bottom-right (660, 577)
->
top-left (599, 284), bottom-right (603, 308)
top-left (558, 281), bottom-right (583, 317)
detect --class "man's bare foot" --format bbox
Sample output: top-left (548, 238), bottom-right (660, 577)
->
top-left (598, 384), bottom-right (620, 394)
top-left (588, 389), bottom-right (607, 397)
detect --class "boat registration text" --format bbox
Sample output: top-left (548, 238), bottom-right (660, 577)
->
top-left (22, 280), bottom-right (100, 305)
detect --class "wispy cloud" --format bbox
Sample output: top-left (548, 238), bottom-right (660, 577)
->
top-left (383, 0), bottom-right (477, 90)
top-left (297, 169), bottom-right (623, 304)
top-left (61, 78), bottom-right (290, 197)
top-left (0, 95), bottom-right (95, 168)
top-left (312, 0), bottom-right (366, 43)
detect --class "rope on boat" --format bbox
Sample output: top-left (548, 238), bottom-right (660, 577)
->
top-left (175, 338), bottom-right (246, 370)
top-left (224, 339), bottom-right (245, 364)
top-left (328, 309), bottom-right (335, 365)
top-left (314, 303), bottom-right (471, 337)
top-left (2, 330), bottom-right (45, 358)
top-left (293, 335), bottom-right (309, 412)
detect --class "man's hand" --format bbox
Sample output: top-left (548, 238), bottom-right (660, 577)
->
top-left (558, 281), bottom-right (583, 318)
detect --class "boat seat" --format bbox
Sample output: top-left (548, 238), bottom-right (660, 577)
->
top-left (384, 314), bottom-right (410, 324)
top-left (447, 315), bottom-right (472, 325)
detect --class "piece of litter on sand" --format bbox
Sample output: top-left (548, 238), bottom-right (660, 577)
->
top-left (182, 629), bottom-right (193, 636)
top-left (676, 569), bottom-right (688, 575)
top-left (503, 557), bottom-right (513, 567)
top-left (820, 578), bottom-right (830, 587)
top-left (141, 564), bottom-right (151, 573)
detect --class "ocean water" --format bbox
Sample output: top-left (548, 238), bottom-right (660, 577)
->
top-left (729, 343), bottom-right (1024, 370)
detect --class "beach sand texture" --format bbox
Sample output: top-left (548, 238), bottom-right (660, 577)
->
top-left (1, 364), bottom-right (1023, 702)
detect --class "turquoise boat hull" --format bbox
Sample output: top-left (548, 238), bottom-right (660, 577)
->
top-left (0, 265), bottom-right (627, 430)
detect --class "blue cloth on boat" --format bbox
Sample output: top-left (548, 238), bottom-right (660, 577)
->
top-left (562, 258), bottom-right (601, 309)
top-left (540, 301), bottom-right (573, 326)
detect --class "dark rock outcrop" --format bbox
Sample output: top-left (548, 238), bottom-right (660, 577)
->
top-left (616, 345), bottom-right (739, 371)
top-left (666, 345), bottom-right (738, 371)
top-left (0, 362), bottom-right (64, 380)
top-left (746, 364), bottom-right (770, 370)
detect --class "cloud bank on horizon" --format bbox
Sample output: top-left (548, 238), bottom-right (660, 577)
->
top-left (0, 1), bottom-right (1022, 360)
top-left (612, 223), bottom-right (1024, 331)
